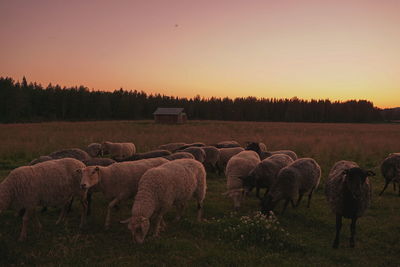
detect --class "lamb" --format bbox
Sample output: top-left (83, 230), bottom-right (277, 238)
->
top-left (245, 142), bottom-right (297, 160)
top-left (117, 150), bottom-right (171, 162)
top-left (123, 159), bottom-right (206, 243)
top-left (202, 146), bottom-right (220, 172)
top-left (325, 160), bottom-right (375, 248)
top-left (241, 154), bottom-right (294, 198)
top-left (0, 158), bottom-right (87, 241)
top-left (177, 147), bottom-right (206, 163)
top-left (379, 153), bottom-right (400, 196)
top-left (261, 158), bottom-right (321, 214)
top-left (79, 157), bottom-right (168, 229)
top-left (225, 151), bottom-right (260, 210)
top-left (163, 152), bottom-right (195, 161)
top-left (86, 143), bottom-right (102, 157)
top-left (158, 142), bottom-right (186, 152)
top-left (216, 147), bottom-right (245, 175)
top-left (101, 141), bottom-right (136, 161)
top-left (213, 140), bottom-right (241, 149)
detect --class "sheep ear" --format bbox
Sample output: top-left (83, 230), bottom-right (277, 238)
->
top-left (366, 170), bottom-right (375, 177)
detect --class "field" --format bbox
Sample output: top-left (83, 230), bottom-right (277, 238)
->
top-left (0, 120), bottom-right (400, 266)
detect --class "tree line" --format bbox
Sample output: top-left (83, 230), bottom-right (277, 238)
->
top-left (0, 76), bottom-right (385, 123)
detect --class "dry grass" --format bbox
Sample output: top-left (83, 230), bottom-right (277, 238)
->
top-left (1, 120), bottom-right (400, 266)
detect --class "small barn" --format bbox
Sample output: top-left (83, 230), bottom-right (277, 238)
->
top-left (153, 107), bottom-right (187, 124)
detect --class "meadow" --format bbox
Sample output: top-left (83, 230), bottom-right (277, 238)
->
top-left (0, 120), bottom-right (399, 266)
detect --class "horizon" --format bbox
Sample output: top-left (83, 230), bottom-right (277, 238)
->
top-left (1, 0), bottom-right (399, 109)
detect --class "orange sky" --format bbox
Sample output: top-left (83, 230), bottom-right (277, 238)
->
top-left (1, 0), bottom-right (399, 108)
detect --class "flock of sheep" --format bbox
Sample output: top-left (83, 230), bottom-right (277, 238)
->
top-left (0, 140), bottom-right (399, 249)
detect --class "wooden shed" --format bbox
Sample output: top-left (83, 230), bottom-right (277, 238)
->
top-left (153, 107), bottom-right (187, 124)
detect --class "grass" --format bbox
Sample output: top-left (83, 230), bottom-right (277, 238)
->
top-left (0, 120), bottom-right (400, 266)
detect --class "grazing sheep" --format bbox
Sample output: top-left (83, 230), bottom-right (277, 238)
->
top-left (0, 158), bottom-right (87, 241)
top-left (163, 152), bottom-right (195, 161)
top-left (216, 147), bottom-right (245, 175)
top-left (325, 160), bottom-right (375, 248)
top-left (225, 151), bottom-right (260, 210)
top-left (261, 158), bottom-right (321, 214)
top-left (79, 157), bottom-right (168, 229)
top-left (245, 142), bottom-right (297, 160)
top-left (86, 143), bottom-right (102, 157)
top-left (202, 146), bottom-right (220, 172)
top-left (241, 154), bottom-right (294, 198)
top-left (379, 153), bottom-right (400, 196)
top-left (117, 150), bottom-right (171, 162)
top-left (29, 156), bottom-right (53, 165)
top-left (158, 142), bottom-right (186, 152)
top-left (49, 148), bottom-right (91, 161)
top-left (178, 147), bottom-right (206, 163)
top-left (124, 159), bottom-right (206, 243)
top-left (213, 140), bottom-right (241, 149)
top-left (83, 158), bottom-right (116, 167)
top-left (101, 141), bottom-right (136, 161)
top-left (176, 142), bottom-right (206, 151)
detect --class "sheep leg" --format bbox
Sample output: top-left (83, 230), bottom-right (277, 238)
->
top-left (151, 213), bottom-right (164, 237)
top-left (66, 196), bottom-right (74, 214)
top-left (333, 214), bottom-right (342, 249)
top-left (104, 198), bottom-right (120, 229)
top-left (33, 211), bottom-right (42, 231)
top-left (86, 192), bottom-right (92, 216)
top-left (295, 194), bottom-right (304, 207)
top-left (379, 181), bottom-right (390, 196)
top-left (19, 208), bottom-right (34, 242)
top-left (349, 217), bottom-right (357, 248)
top-left (56, 200), bottom-right (72, 225)
top-left (197, 202), bottom-right (203, 222)
top-left (79, 197), bottom-right (88, 229)
top-left (175, 203), bottom-right (187, 222)
top-left (307, 189), bottom-right (315, 208)
top-left (281, 199), bottom-right (290, 214)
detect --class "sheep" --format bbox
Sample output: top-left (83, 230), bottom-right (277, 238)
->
top-left (213, 140), bottom-right (241, 149)
top-left (86, 143), bottom-right (102, 157)
top-left (0, 158), bottom-right (87, 241)
top-left (202, 146), bottom-right (220, 172)
top-left (245, 142), bottom-right (297, 160)
top-left (116, 150), bottom-right (171, 162)
top-left (29, 156), bottom-right (53, 165)
top-left (163, 152), bottom-right (195, 161)
top-left (48, 148), bottom-right (91, 161)
top-left (83, 158), bottom-right (116, 167)
top-left (177, 147), bottom-right (206, 163)
top-left (176, 142), bottom-right (206, 151)
top-left (240, 154), bottom-right (294, 198)
top-left (261, 158), bottom-right (321, 214)
top-left (325, 160), bottom-right (375, 248)
top-left (225, 151), bottom-right (260, 210)
top-left (123, 159), bottom-right (206, 243)
top-left (379, 153), bottom-right (400, 196)
top-left (79, 157), bottom-right (168, 229)
top-left (158, 142), bottom-right (186, 152)
top-left (216, 147), bottom-right (245, 175)
top-left (101, 141), bottom-right (136, 161)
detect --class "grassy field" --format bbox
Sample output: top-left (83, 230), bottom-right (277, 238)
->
top-left (0, 120), bottom-right (400, 266)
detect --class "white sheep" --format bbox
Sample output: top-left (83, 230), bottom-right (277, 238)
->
top-left (202, 146), bottom-right (220, 172)
top-left (0, 158), bottom-right (87, 241)
top-left (178, 147), bottom-right (206, 163)
top-left (29, 148), bottom-right (92, 165)
top-left (79, 157), bottom-right (168, 229)
top-left (261, 158), bottom-right (321, 214)
top-left (158, 142), bottom-right (186, 152)
top-left (213, 140), bottom-right (241, 148)
top-left (379, 153), bottom-right (400, 196)
top-left (163, 152), bottom-right (195, 161)
top-left (225, 151), bottom-right (260, 210)
top-left (123, 159), bottom-right (206, 243)
top-left (101, 141), bottom-right (136, 161)
top-left (216, 147), bottom-right (245, 175)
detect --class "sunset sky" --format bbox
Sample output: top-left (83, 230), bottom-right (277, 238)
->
top-left (1, 0), bottom-right (399, 108)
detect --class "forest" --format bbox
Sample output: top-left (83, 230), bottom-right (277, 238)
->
top-left (0, 76), bottom-right (388, 123)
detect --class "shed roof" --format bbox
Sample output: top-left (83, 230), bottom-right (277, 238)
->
top-left (153, 107), bottom-right (184, 115)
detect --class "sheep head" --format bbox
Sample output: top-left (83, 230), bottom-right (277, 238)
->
top-left (79, 166), bottom-right (101, 190)
top-left (343, 168), bottom-right (375, 200)
top-left (129, 216), bottom-right (150, 244)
